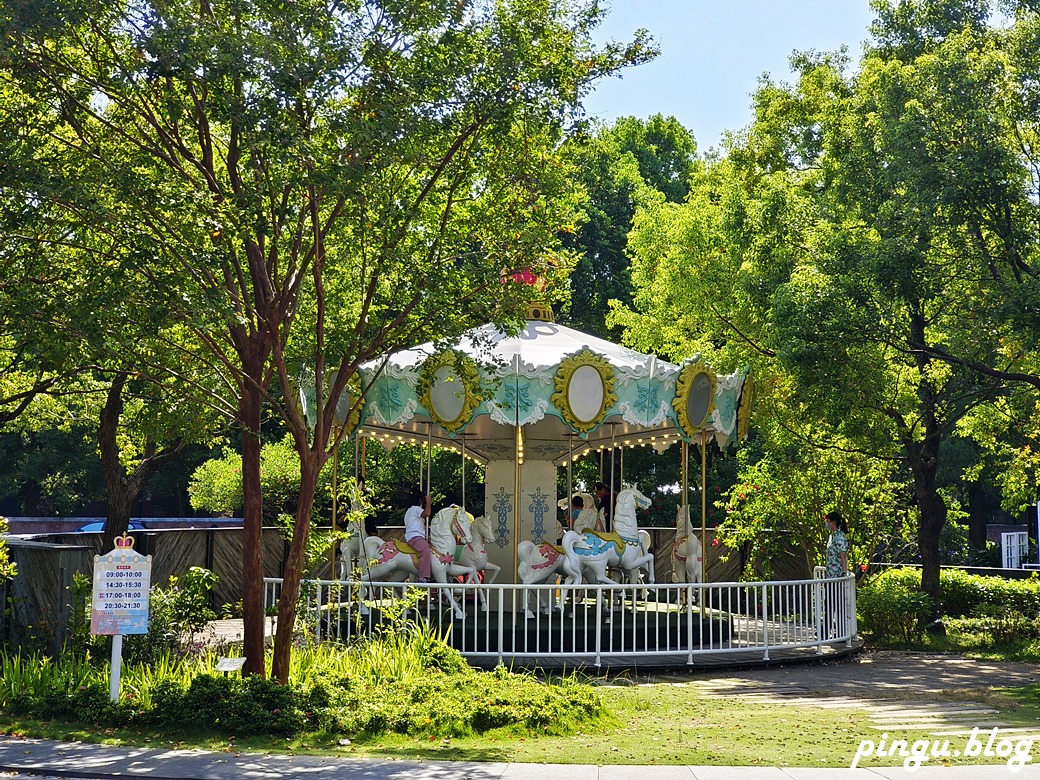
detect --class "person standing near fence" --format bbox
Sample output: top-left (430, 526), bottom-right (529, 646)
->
top-left (823, 510), bottom-right (850, 639)
top-left (824, 511), bottom-right (849, 577)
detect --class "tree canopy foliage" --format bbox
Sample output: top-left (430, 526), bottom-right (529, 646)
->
top-left (0, 0), bottom-right (654, 679)
top-left (615, 0), bottom-right (1040, 615)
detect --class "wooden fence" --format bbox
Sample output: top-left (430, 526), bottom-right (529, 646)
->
top-left (1, 527), bottom-right (286, 653)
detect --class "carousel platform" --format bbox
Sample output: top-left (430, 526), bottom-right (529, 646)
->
top-left (325, 598), bottom-right (732, 665)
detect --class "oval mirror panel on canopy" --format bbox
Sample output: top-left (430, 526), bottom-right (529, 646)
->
top-left (568, 365), bottom-right (605, 422)
top-left (673, 361), bottom-right (717, 440)
top-left (432, 365), bottom-right (466, 423)
top-left (552, 349), bottom-right (617, 434)
top-left (418, 351), bottom-right (482, 433)
top-left (328, 369), bottom-right (363, 434)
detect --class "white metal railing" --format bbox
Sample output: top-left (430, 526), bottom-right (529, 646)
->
top-left (263, 574), bottom-right (858, 669)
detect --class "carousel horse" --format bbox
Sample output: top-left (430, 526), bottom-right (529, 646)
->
top-left (556, 492), bottom-right (600, 533)
top-left (339, 519), bottom-right (379, 580)
top-left (672, 505), bottom-right (703, 604)
top-left (517, 539), bottom-right (583, 619)
top-left (361, 505), bottom-right (478, 618)
top-left (561, 487), bottom-right (656, 607)
top-left (456, 514), bottom-right (501, 611)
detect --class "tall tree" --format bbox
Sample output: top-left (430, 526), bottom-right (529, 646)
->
top-left (561, 114), bottom-right (697, 338)
top-left (0, 0), bottom-right (653, 679)
top-left (617, 0), bottom-right (1040, 620)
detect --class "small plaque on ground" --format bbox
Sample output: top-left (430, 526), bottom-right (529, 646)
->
top-left (215, 657), bottom-right (246, 672)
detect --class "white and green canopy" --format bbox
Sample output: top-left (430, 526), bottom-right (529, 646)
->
top-left (351, 319), bottom-right (751, 464)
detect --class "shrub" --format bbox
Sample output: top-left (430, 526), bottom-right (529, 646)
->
top-left (857, 570), bottom-right (932, 643)
top-left (860, 567), bottom-right (1040, 644)
top-left (123, 567), bottom-right (218, 664)
top-left (940, 569), bottom-right (1040, 618)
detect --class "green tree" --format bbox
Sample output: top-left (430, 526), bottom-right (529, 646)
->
top-left (561, 114), bottom-right (698, 338)
top-left (617, 0), bottom-right (1040, 621)
top-left (0, 0), bottom-right (653, 680)
top-left (717, 429), bottom-right (914, 578)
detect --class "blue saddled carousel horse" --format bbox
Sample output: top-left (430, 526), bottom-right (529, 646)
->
top-left (562, 487), bottom-right (656, 595)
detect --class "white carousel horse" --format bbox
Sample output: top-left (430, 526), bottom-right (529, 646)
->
top-left (561, 487), bottom-right (656, 605)
top-left (517, 539), bottom-right (583, 619)
top-left (557, 492), bottom-right (600, 533)
top-left (361, 506), bottom-right (478, 618)
top-left (339, 519), bottom-right (380, 580)
top-left (457, 514), bottom-right (502, 611)
top-left (672, 505), bottom-right (704, 605)
top-left (672, 505), bottom-right (704, 583)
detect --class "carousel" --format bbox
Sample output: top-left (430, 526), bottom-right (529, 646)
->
top-left (352, 303), bottom-right (752, 583)
top-left (278, 306), bottom-right (860, 669)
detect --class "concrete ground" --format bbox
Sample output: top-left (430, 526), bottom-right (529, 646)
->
top-left (651, 648), bottom-right (1040, 695)
top-left (2, 650), bottom-right (1040, 779)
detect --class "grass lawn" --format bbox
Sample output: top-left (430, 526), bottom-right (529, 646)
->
top-left (5, 680), bottom-right (1040, 769)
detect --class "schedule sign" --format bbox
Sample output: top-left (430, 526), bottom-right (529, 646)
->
top-left (91, 544), bottom-right (152, 635)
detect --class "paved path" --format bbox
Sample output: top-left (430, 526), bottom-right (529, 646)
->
top-left (650, 649), bottom-right (1040, 696)
top-left (2, 651), bottom-right (1040, 779)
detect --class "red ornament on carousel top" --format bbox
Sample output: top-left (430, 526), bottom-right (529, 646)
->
top-left (505, 266), bottom-right (553, 322)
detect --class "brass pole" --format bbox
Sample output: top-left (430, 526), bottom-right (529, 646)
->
top-left (514, 424), bottom-right (522, 583)
top-left (681, 440), bottom-right (689, 520)
top-left (427, 424), bottom-right (433, 496)
top-left (332, 441), bottom-right (339, 528)
top-left (701, 429), bottom-right (708, 620)
top-left (566, 434), bottom-right (573, 531)
top-left (330, 438), bottom-right (339, 578)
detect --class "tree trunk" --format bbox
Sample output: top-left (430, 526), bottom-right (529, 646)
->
top-left (99, 376), bottom-right (133, 550)
top-left (99, 375), bottom-right (187, 552)
top-left (239, 361), bottom-right (267, 678)
top-left (906, 308), bottom-right (948, 629)
top-left (966, 481), bottom-right (988, 549)
top-left (909, 435), bottom-right (947, 627)
top-left (271, 449), bottom-right (321, 684)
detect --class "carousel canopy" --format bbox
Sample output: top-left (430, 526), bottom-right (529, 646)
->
top-left (350, 320), bottom-right (751, 465)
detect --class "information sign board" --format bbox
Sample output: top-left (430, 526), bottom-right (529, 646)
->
top-left (91, 540), bottom-right (152, 635)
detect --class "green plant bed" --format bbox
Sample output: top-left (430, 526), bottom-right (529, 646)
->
top-left (0, 639), bottom-right (605, 740)
top-left (859, 567), bottom-right (1040, 650)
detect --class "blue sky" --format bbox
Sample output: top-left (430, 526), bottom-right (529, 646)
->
top-left (582, 1), bottom-right (878, 151)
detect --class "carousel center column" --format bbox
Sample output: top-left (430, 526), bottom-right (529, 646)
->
top-left (484, 456), bottom-right (557, 588)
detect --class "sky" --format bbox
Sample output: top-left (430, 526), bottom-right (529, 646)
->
top-left (582, 1), bottom-right (878, 151)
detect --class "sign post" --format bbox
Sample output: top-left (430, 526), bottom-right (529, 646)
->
top-left (91, 535), bottom-right (151, 701)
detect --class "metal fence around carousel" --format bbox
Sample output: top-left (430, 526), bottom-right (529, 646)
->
top-left (263, 572), bottom-right (859, 669)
